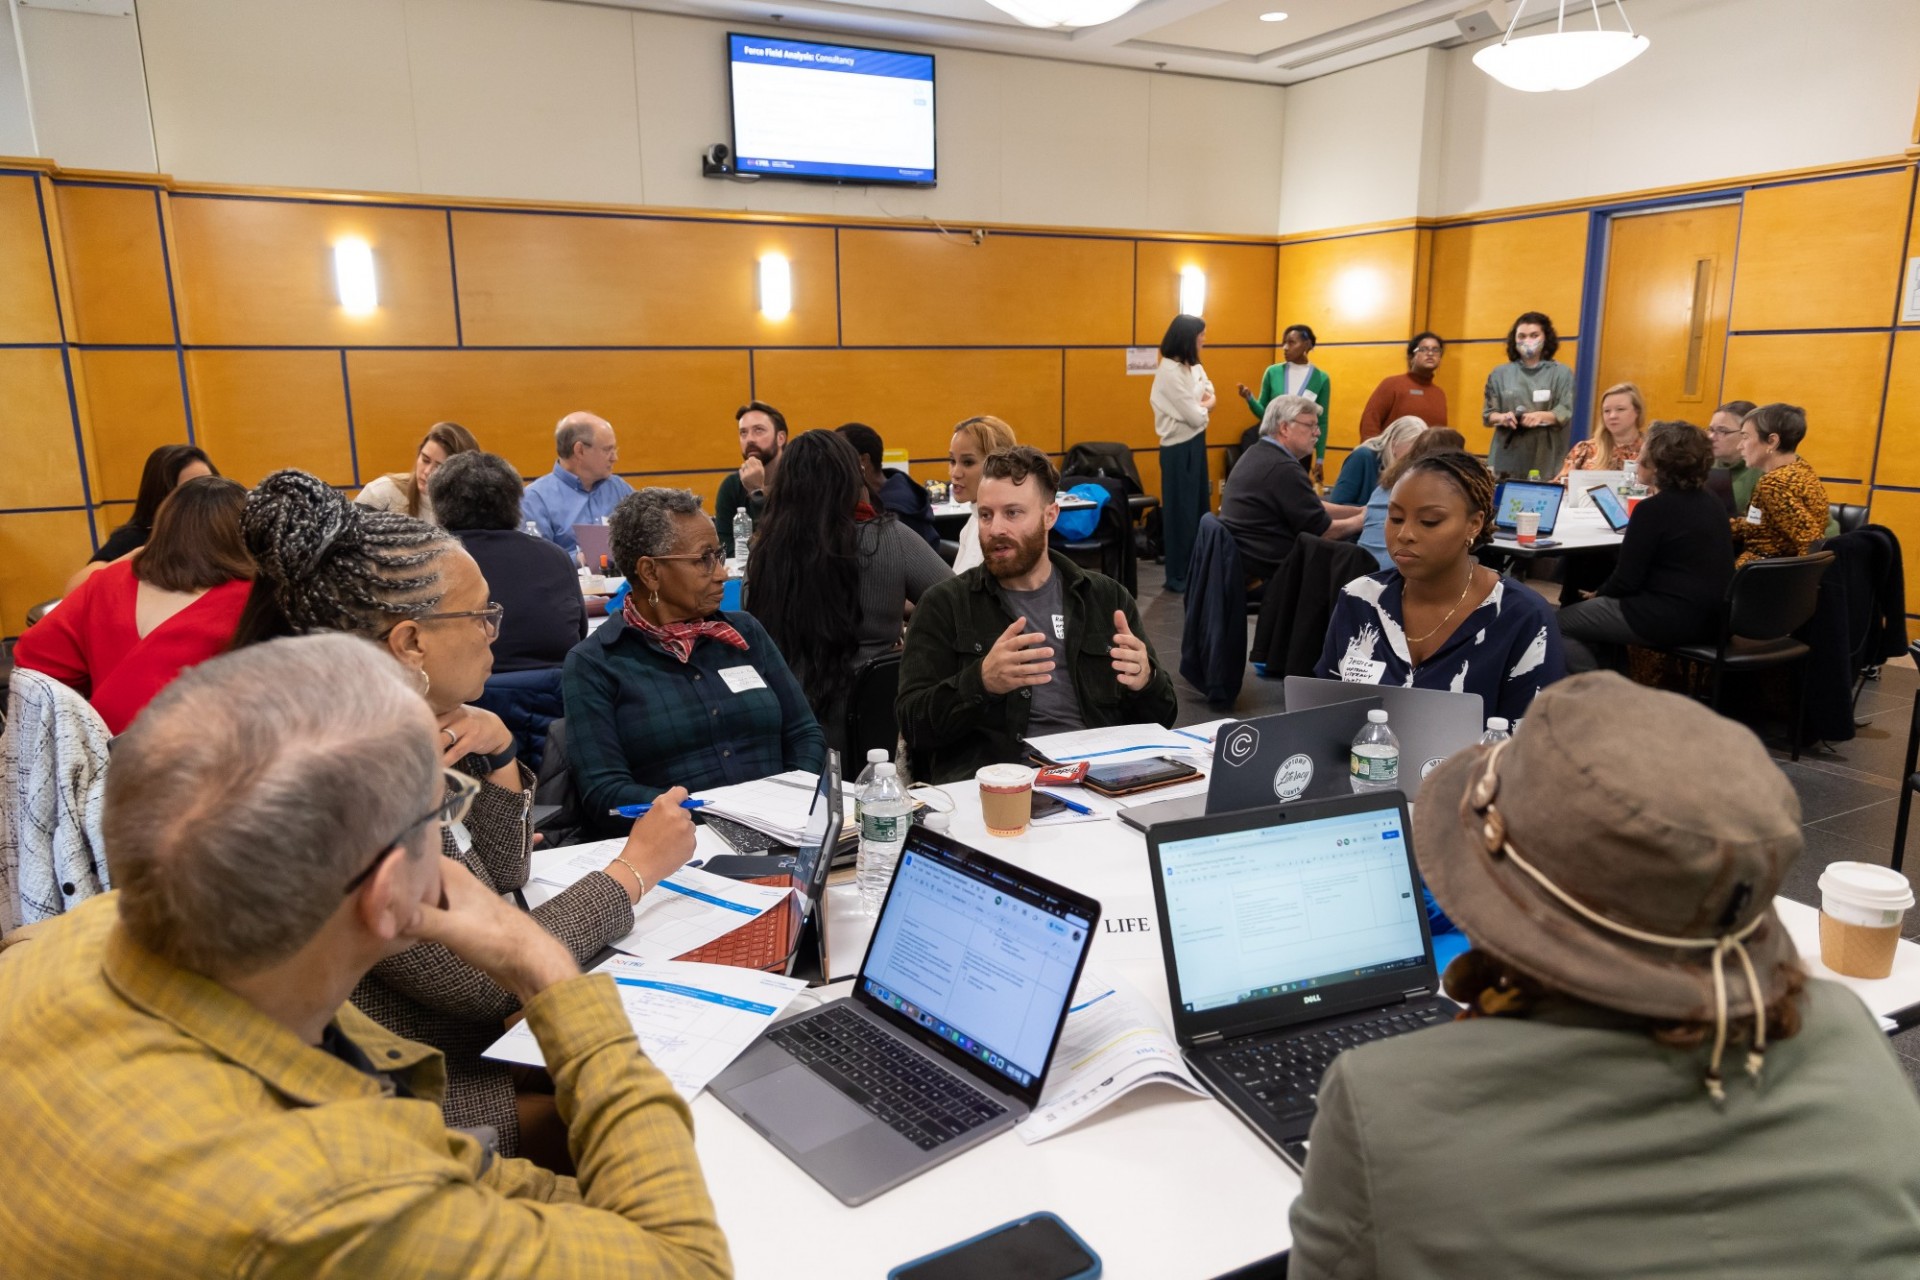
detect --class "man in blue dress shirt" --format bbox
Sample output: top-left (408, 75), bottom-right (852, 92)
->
top-left (522, 411), bottom-right (636, 558)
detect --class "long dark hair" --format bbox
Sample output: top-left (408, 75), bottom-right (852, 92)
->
top-left (128, 444), bottom-right (218, 530)
top-left (746, 430), bottom-right (871, 719)
top-left (135, 477), bottom-right (253, 593)
top-left (1159, 314), bottom-right (1205, 366)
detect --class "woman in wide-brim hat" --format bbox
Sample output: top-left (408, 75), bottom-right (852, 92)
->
top-left (1287, 671), bottom-right (1920, 1280)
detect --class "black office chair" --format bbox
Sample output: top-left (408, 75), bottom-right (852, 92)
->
top-left (532, 717), bottom-right (587, 850)
top-left (843, 652), bottom-right (902, 767)
top-left (1889, 641), bottom-right (1920, 874)
top-left (1647, 551), bottom-right (1833, 761)
top-left (1830, 502), bottom-right (1869, 535)
top-left (1063, 440), bottom-right (1160, 542)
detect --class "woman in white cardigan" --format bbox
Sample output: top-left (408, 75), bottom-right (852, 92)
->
top-left (1151, 314), bottom-right (1212, 593)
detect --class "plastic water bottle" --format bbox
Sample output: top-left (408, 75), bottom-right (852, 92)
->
top-left (856, 763), bottom-right (912, 913)
top-left (1527, 469), bottom-right (1542, 481)
top-left (732, 508), bottom-right (753, 558)
top-left (1350, 709), bottom-right (1401, 794)
top-left (522, 519), bottom-right (540, 538)
top-left (1480, 717), bottom-right (1511, 745)
top-left (851, 748), bottom-right (889, 826)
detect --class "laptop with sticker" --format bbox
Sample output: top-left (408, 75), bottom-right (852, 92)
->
top-left (1281, 676), bottom-right (1484, 798)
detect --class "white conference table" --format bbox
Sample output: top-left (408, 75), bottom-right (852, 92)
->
top-left (1486, 505), bottom-right (1624, 558)
top-left (932, 496), bottom-right (1097, 520)
top-left (691, 787), bottom-right (1302, 1280)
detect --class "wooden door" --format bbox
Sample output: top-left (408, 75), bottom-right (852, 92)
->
top-left (1595, 202), bottom-right (1742, 421)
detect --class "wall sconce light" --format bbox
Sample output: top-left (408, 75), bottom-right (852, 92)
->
top-left (759, 253), bottom-right (792, 321)
top-left (1179, 265), bottom-right (1206, 318)
top-left (333, 238), bottom-right (378, 316)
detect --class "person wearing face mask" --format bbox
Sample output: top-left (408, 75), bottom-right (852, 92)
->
top-left (946, 414), bottom-right (1017, 575)
top-left (1357, 333), bottom-right (1448, 440)
top-left (1484, 312), bottom-right (1575, 480)
top-left (897, 447), bottom-right (1175, 784)
top-left (231, 470), bottom-right (698, 1162)
top-left (1316, 449), bottom-right (1565, 723)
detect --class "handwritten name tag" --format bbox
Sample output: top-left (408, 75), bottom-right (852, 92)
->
top-left (719, 666), bottom-right (769, 694)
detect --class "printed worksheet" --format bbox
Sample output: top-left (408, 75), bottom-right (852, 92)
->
top-left (529, 845), bottom-right (791, 962)
top-left (1015, 967), bottom-right (1206, 1144)
top-left (484, 955), bottom-right (806, 1099)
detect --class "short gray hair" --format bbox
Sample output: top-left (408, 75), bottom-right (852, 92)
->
top-left (109, 634), bottom-right (440, 980)
top-left (609, 487), bottom-right (705, 584)
top-left (555, 411), bottom-right (608, 461)
top-left (1261, 394), bottom-right (1321, 438)
top-left (428, 450), bottom-right (524, 531)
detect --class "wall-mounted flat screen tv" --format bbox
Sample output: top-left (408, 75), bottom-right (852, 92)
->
top-left (728, 33), bottom-right (936, 186)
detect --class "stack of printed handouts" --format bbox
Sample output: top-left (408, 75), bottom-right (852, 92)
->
top-left (483, 953), bottom-right (806, 1100)
top-left (526, 841), bottom-right (791, 962)
top-left (692, 771), bottom-right (837, 846)
top-left (1015, 967), bottom-right (1207, 1143)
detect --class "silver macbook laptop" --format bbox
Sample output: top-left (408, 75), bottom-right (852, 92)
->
top-left (1282, 676), bottom-right (1484, 795)
top-left (1120, 699), bottom-right (1382, 832)
top-left (1563, 469), bottom-right (1627, 509)
top-left (708, 827), bottom-right (1099, 1205)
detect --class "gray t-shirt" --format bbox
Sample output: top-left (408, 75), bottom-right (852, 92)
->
top-left (1000, 574), bottom-right (1084, 736)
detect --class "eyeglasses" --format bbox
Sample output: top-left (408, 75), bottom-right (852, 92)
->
top-left (417, 602), bottom-right (505, 639)
top-left (342, 768), bottom-right (480, 896)
top-left (1412, 346), bottom-right (1443, 356)
top-left (650, 548), bottom-right (728, 574)
top-left (1709, 426), bottom-right (1741, 438)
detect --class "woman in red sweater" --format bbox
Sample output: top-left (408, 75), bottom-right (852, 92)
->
top-left (15, 476), bottom-right (253, 733)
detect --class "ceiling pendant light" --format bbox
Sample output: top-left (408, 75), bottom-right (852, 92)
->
top-left (1473, 0), bottom-right (1649, 93)
top-left (982, 0), bottom-right (1145, 31)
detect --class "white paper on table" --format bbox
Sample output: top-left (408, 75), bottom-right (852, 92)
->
top-left (693, 771), bottom-right (830, 844)
top-left (528, 831), bottom-right (735, 891)
top-left (1025, 724), bottom-right (1210, 765)
top-left (1171, 719), bottom-right (1232, 747)
top-left (530, 848), bottom-right (791, 961)
top-left (482, 954), bottom-right (805, 1099)
top-left (1016, 968), bottom-right (1206, 1144)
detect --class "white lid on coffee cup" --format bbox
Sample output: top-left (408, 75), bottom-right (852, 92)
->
top-left (977, 764), bottom-right (1036, 788)
top-left (1818, 860), bottom-right (1915, 928)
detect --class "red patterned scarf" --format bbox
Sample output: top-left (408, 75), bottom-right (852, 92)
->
top-left (622, 597), bottom-right (749, 665)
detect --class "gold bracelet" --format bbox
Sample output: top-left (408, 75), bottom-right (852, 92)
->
top-left (613, 854), bottom-right (648, 901)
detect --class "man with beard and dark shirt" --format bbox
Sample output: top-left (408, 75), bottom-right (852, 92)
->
top-left (715, 400), bottom-right (786, 555)
top-left (896, 445), bottom-right (1177, 784)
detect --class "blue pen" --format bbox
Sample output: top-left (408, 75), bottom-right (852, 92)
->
top-left (1036, 790), bottom-right (1093, 815)
top-left (610, 799), bottom-right (708, 819)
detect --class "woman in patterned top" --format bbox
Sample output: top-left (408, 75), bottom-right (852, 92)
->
top-left (1316, 450), bottom-right (1565, 723)
top-left (1729, 402), bottom-right (1830, 567)
top-left (1553, 382), bottom-right (1646, 481)
top-left (231, 470), bottom-right (698, 1163)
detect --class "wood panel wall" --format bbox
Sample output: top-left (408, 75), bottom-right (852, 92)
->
top-left (3, 159), bottom-right (1919, 633)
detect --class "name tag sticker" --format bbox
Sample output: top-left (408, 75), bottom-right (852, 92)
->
top-left (1302, 390), bottom-right (1318, 404)
top-left (718, 666), bottom-right (769, 694)
top-left (1532, 389), bottom-right (1552, 403)
top-left (1409, 388), bottom-right (1424, 396)
top-left (1746, 504), bottom-right (1764, 526)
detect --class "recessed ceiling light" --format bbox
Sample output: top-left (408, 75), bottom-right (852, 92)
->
top-left (1259, 11), bottom-right (1288, 20)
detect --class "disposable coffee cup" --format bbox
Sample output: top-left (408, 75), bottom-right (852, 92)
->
top-left (1817, 861), bottom-right (1914, 979)
top-left (1515, 510), bottom-right (1540, 546)
top-left (977, 764), bottom-right (1037, 837)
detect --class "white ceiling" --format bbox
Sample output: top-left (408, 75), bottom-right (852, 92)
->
top-left (558, 0), bottom-right (1622, 84)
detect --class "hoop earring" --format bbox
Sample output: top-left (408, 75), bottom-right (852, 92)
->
top-left (415, 667), bottom-right (431, 698)
top-left (648, 589), bottom-right (660, 608)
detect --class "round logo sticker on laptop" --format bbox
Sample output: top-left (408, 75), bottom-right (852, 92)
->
top-left (1421, 757), bottom-right (1446, 779)
top-left (1272, 753), bottom-right (1314, 801)
top-left (1222, 723), bottom-right (1260, 769)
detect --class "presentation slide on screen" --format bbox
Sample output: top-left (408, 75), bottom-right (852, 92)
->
top-left (864, 852), bottom-right (1085, 1078)
top-left (730, 35), bottom-right (935, 183)
top-left (1496, 483), bottom-right (1563, 527)
top-left (1162, 814), bottom-right (1424, 1013)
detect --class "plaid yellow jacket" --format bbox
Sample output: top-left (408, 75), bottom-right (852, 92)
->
top-left (0, 894), bottom-right (731, 1279)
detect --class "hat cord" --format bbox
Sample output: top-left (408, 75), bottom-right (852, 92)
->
top-left (1471, 743), bottom-right (1769, 1105)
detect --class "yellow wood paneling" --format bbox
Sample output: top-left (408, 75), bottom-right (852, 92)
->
top-left (171, 197), bottom-right (458, 347)
top-left (1275, 230), bottom-right (1422, 346)
top-left (1595, 203), bottom-right (1740, 416)
top-left (1063, 348), bottom-right (1159, 452)
top-left (754, 349), bottom-right (1064, 460)
top-left (1133, 241), bottom-right (1277, 348)
top-left (841, 229), bottom-right (1131, 349)
top-left (1866, 489), bottom-right (1920, 615)
top-left (1730, 170), bottom-right (1912, 332)
top-left (345, 349), bottom-right (753, 480)
top-left (453, 212), bottom-right (838, 349)
top-left (1429, 339), bottom-right (1579, 459)
top-left (54, 183), bottom-right (174, 345)
top-left (0, 175), bottom-right (60, 345)
top-left (1824, 481), bottom-right (1868, 507)
top-left (1310, 344), bottom-right (1420, 451)
top-left (1426, 214), bottom-right (1588, 341)
top-left (1721, 332), bottom-right (1888, 482)
top-left (0, 510), bottom-right (93, 636)
top-left (1877, 331), bottom-right (1920, 487)
top-left (1907, 181), bottom-right (1920, 328)
top-left (184, 350), bottom-right (354, 486)
top-left (71, 350), bottom-right (190, 503)
top-left (0, 347), bottom-right (85, 509)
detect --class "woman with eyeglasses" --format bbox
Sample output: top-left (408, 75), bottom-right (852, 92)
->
top-left (564, 487), bottom-right (827, 842)
top-left (231, 470), bottom-right (696, 1164)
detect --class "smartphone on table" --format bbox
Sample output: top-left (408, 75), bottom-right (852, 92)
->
top-left (1081, 756), bottom-right (1199, 799)
top-left (889, 1212), bottom-right (1101, 1280)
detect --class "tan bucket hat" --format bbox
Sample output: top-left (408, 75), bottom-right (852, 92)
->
top-left (1416, 671), bottom-right (1804, 1099)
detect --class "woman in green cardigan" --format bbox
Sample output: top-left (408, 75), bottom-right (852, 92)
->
top-left (1239, 324), bottom-right (1331, 480)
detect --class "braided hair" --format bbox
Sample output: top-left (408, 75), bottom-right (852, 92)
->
top-left (1398, 449), bottom-right (1497, 551)
top-left (231, 469), bottom-right (454, 648)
